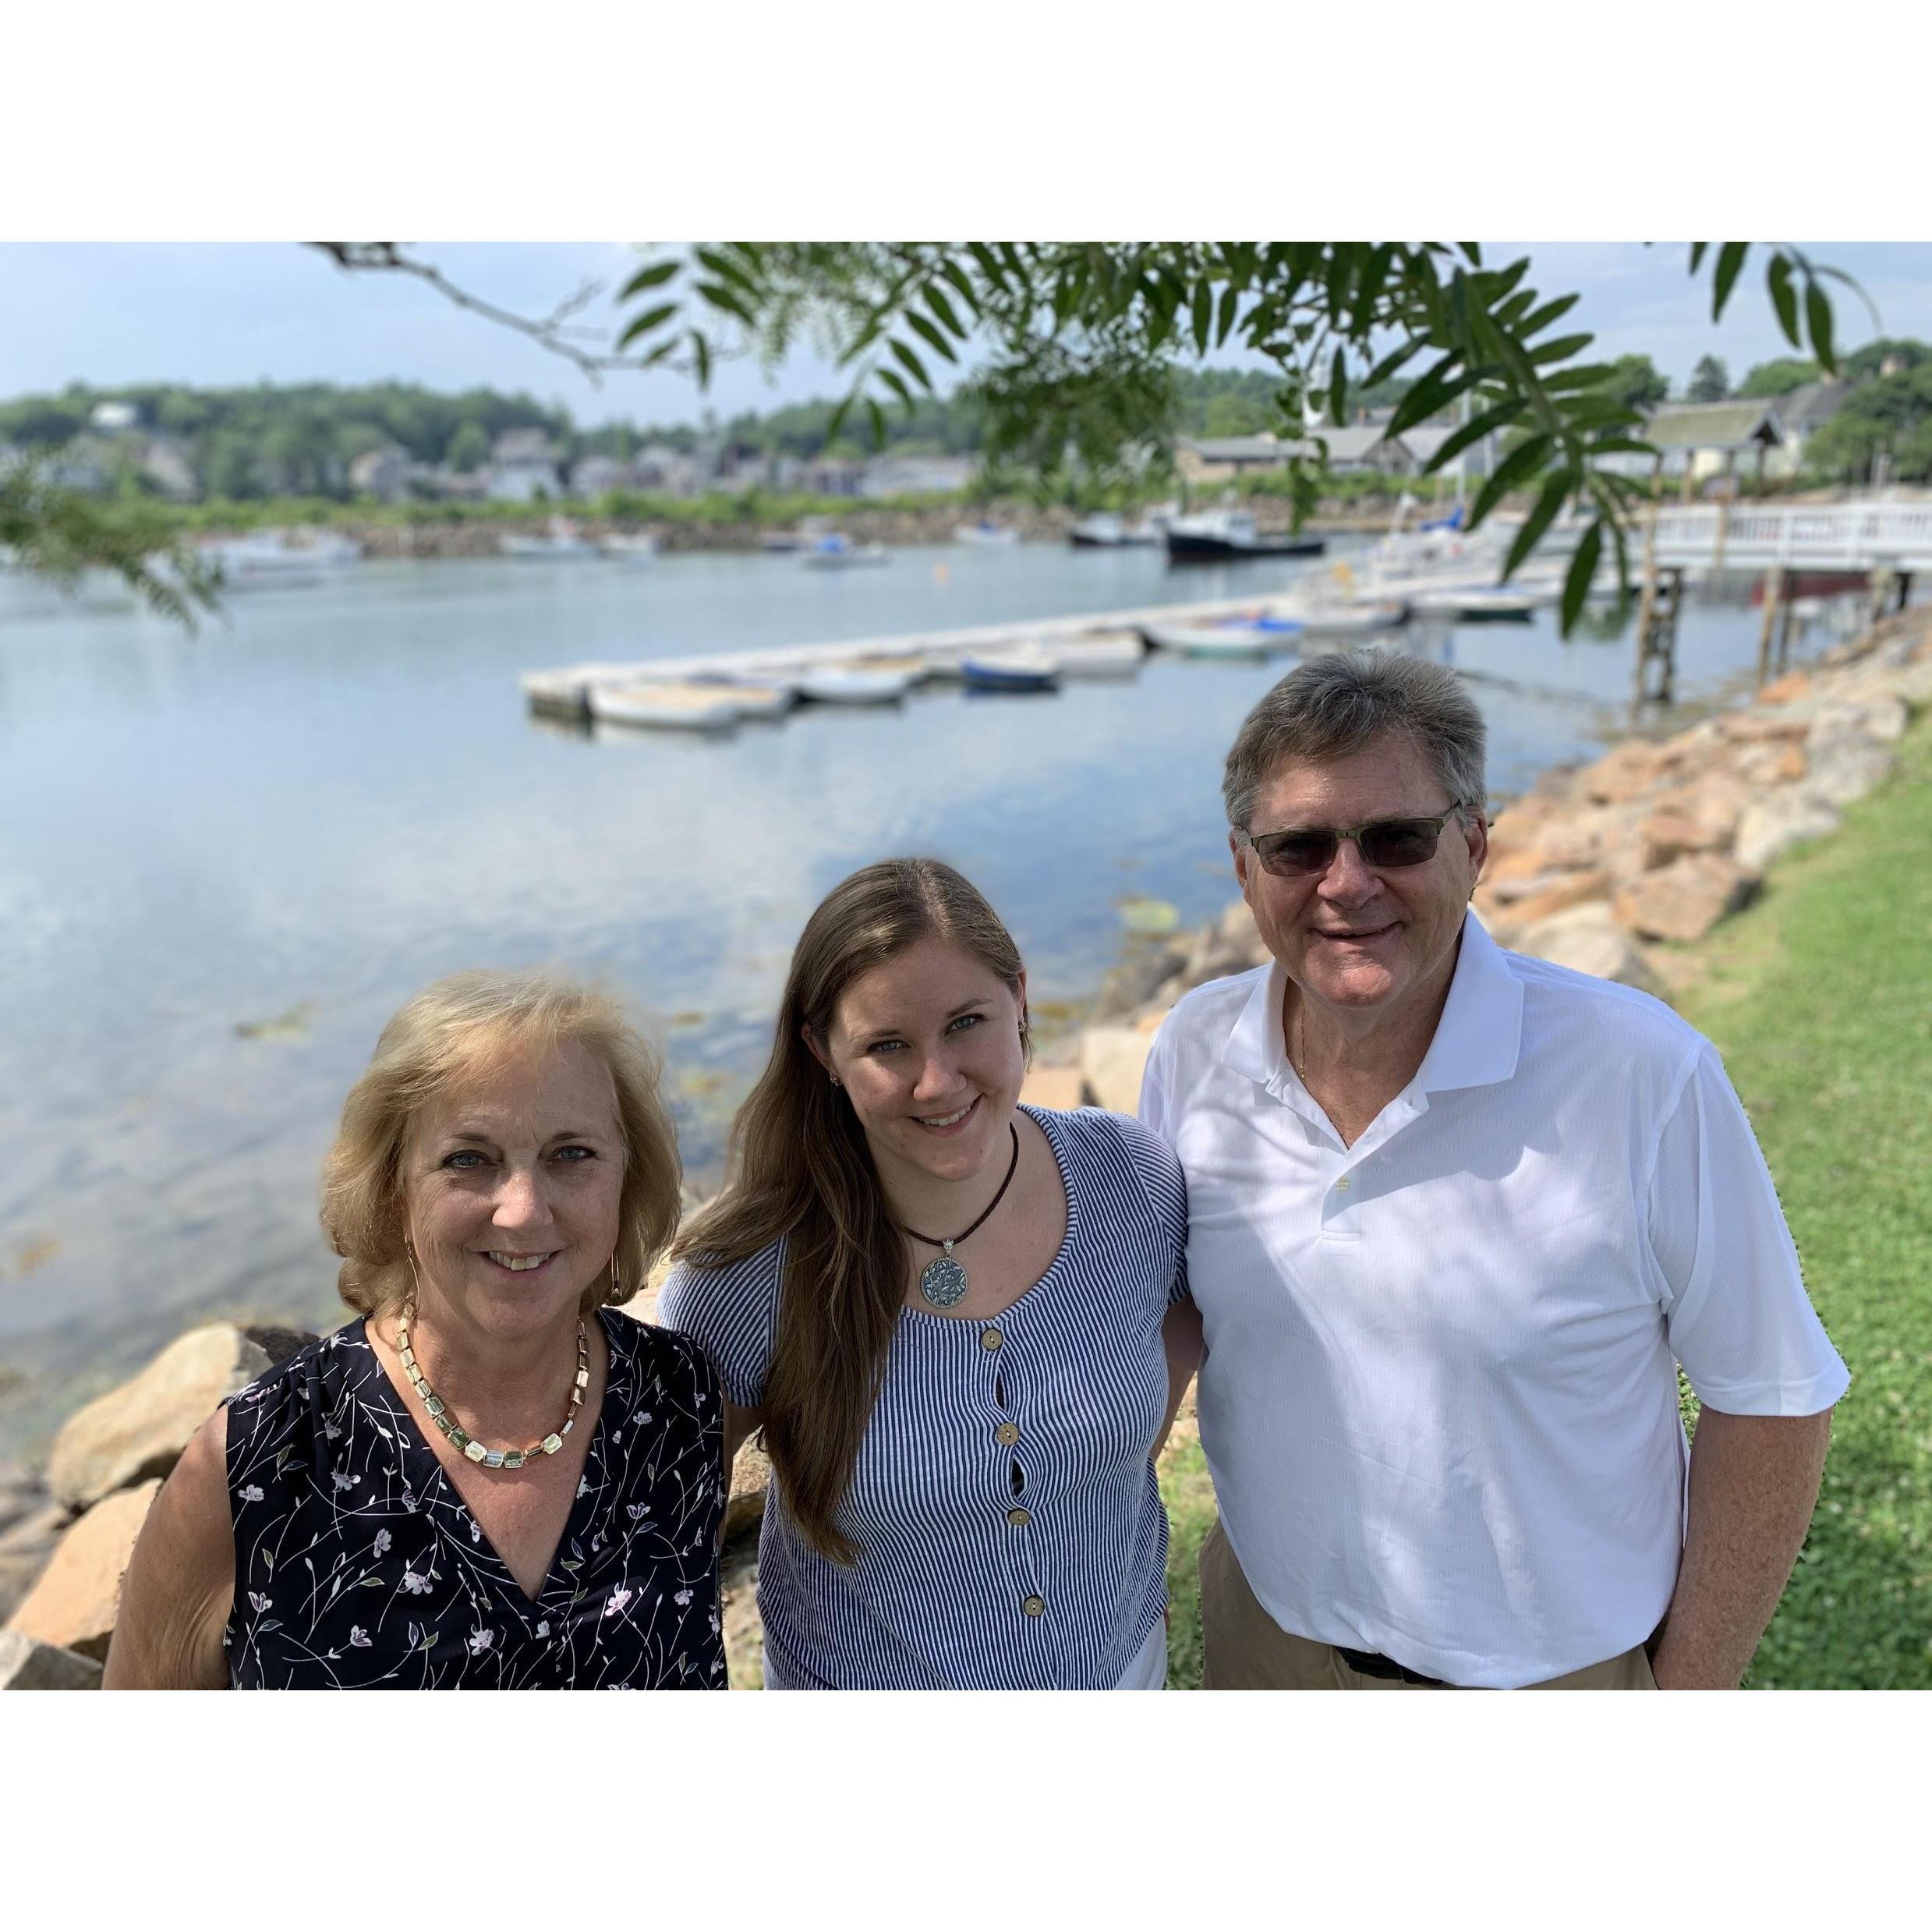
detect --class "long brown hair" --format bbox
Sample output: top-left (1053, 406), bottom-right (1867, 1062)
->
top-left (671, 858), bottom-right (1028, 1562)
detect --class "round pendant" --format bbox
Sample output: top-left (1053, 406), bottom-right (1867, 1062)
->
top-left (920, 1254), bottom-right (968, 1308)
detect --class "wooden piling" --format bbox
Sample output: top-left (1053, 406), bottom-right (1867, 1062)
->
top-left (1757, 568), bottom-right (1785, 684)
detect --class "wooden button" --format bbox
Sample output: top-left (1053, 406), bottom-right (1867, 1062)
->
top-left (995, 1422), bottom-right (1020, 1447)
top-left (1021, 1595), bottom-right (1046, 1617)
top-left (981, 1328), bottom-right (1003, 1350)
top-left (1007, 1507), bottom-right (1031, 1527)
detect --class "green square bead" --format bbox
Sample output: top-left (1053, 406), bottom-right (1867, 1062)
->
top-left (540, 1432), bottom-right (563, 1455)
top-left (425, 1396), bottom-right (444, 1417)
top-left (448, 1428), bottom-right (469, 1449)
top-left (504, 1451), bottom-right (525, 1469)
top-left (483, 1449), bottom-right (505, 1470)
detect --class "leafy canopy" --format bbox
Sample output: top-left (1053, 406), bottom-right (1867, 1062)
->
top-left (614, 241), bottom-right (1854, 633)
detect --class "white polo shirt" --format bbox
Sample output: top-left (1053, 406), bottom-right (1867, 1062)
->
top-left (1140, 913), bottom-right (1849, 1689)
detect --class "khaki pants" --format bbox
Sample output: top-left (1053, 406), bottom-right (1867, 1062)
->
top-left (1198, 1518), bottom-right (1658, 1690)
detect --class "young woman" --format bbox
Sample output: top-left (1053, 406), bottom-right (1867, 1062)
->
top-left (658, 858), bottom-right (1201, 1690)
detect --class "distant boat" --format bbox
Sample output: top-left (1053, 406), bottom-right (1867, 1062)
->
top-left (954, 521), bottom-right (1019, 546)
top-left (501, 519), bottom-right (598, 561)
top-left (1144, 613), bottom-right (1305, 658)
top-left (1164, 511), bottom-right (1325, 562)
top-left (682, 674), bottom-right (798, 720)
top-left (796, 666), bottom-right (912, 704)
top-left (1266, 596), bottom-right (1410, 638)
top-left (960, 648), bottom-right (1061, 693)
top-left (201, 529), bottom-right (362, 588)
top-left (1049, 630), bottom-right (1146, 676)
top-left (1068, 511), bottom-right (1165, 549)
top-left (801, 534), bottom-right (890, 569)
top-left (600, 532), bottom-right (659, 564)
top-left (590, 681), bottom-right (746, 731)
top-left (1408, 587), bottom-right (1541, 623)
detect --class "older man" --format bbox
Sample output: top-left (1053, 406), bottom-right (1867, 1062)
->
top-left (1141, 653), bottom-right (1847, 1690)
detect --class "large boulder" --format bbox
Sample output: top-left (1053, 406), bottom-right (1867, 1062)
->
top-left (0, 1629), bottom-right (102, 1691)
top-left (1081, 1024), bottom-right (1161, 1116)
top-left (1807, 694), bottom-right (1909, 750)
top-left (1613, 853), bottom-right (1757, 946)
top-left (1581, 738), bottom-right (1682, 805)
top-left (5, 1478), bottom-right (161, 1663)
top-left (1734, 793), bottom-right (1843, 875)
top-left (1802, 741), bottom-right (1897, 811)
top-left (1513, 904), bottom-right (1663, 994)
top-left (1018, 1064), bottom-right (1085, 1110)
top-left (48, 1323), bottom-right (269, 1513)
top-left (0, 1502), bottom-right (68, 1624)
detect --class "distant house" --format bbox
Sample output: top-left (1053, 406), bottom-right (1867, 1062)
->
top-left (632, 442), bottom-right (702, 495)
top-left (801, 452), bottom-right (865, 497)
top-left (89, 400), bottom-right (140, 435)
top-left (48, 435), bottom-right (115, 494)
top-left (858, 454), bottom-right (975, 498)
top-left (1766, 380), bottom-right (1852, 477)
top-left (1314, 425), bottom-right (1417, 475)
top-left (1628, 400), bottom-right (1783, 491)
top-left (1398, 422), bottom-right (1493, 479)
top-left (348, 444), bottom-right (411, 504)
top-left (568, 454), bottom-right (632, 500)
top-left (1176, 433), bottom-right (1304, 483)
top-left (487, 427), bottom-right (563, 503)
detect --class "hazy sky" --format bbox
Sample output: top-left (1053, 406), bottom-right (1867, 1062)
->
top-left (3, 242), bottom-right (1928, 430)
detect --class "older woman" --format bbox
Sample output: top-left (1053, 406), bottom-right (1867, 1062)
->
top-left (105, 970), bottom-right (727, 1690)
top-left (657, 858), bottom-right (1201, 1690)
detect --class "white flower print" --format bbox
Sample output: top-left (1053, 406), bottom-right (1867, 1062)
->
top-left (632, 1411), bottom-right (653, 1427)
top-left (331, 1470), bottom-right (357, 1491)
top-left (603, 1587), bottom-right (633, 1619)
top-left (248, 1591), bottom-right (271, 1613)
top-left (535, 1620), bottom-right (550, 1639)
top-left (469, 1520), bottom-right (481, 1544)
top-left (349, 1626), bottom-right (373, 1647)
top-left (323, 1421), bottom-right (341, 1440)
top-left (400, 1569), bottom-right (433, 1595)
top-left (577, 1476), bottom-right (591, 1499)
top-left (674, 1587), bottom-right (692, 1608)
top-left (466, 1627), bottom-right (494, 1656)
top-left (239, 1484), bottom-right (265, 1503)
top-left (625, 1503), bottom-right (652, 1522)
top-left (373, 1528), bottom-right (391, 1557)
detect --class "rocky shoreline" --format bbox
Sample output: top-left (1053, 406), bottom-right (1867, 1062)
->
top-left (5, 603), bottom-right (1927, 1689)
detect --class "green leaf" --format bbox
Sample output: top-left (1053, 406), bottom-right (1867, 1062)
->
top-left (1504, 470), bottom-right (1572, 579)
top-left (1361, 338), bottom-right (1425, 391)
top-left (1191, 281), bottom-right (1212, 356)
top-left (876, 366), bottom-right (915, 409)
top-left (1560, 518), bottom-right (1604, 635)
top-left (938, 258), bottom-right (983, 318)
top-left (889, 337), bottom-right (932, 391)
top-left (1767, 254), bottom-right (1801, 348)
top-left (925, 283), bottom-right (968, 337)
top-left (1467, 433), bottom-right (1554, 530)
top-left (1515, 292), bottom-right (1581, 340)
top-left (695, 280), bottom-right (754, 329)
top-left (691, 330), bottom-right (711, 389)
top-left (1459, 242), bottom-right (1484, 267)
top-left (966, 243), bottom-right (1009, 292)
top-left (1712, 242), bottom-right (1750, 320)
top-left (1688, 244), bottom-right (1709, 275)
top-left (824, 391), bottom-right (853, 445)
top-left (1215, 285), bottom-right (1240, 348)
top-left (695, 246), bottom-right (759, 296)
top-left (1804, 274), bottom-right (1837, 374)
top-left (1420, 398), bottom-right (1526, 472)
top-left (1527, 333), bottom-right (1594, 367)
top-left (615, 302), bottom-right (678, 350)
top-left (1329, 347), bottom-right (1348, 427)
top-left (867, 398), bottom-right (887, 452)
top-left (1541, 363), bottom-right (1619, 396)
top-left (617, 257), bottom-right (681, 299)
top-left (904, 311), bottom-right (958, 364)
top-left (1389, 362), bottom-right (1488, 438)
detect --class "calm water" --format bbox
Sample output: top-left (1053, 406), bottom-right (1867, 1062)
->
top-left (0, 539), bottom-right (1835, 1450)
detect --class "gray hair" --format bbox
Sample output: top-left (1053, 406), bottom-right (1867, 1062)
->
top-left (1222, 650), bottom-right (1488, 830)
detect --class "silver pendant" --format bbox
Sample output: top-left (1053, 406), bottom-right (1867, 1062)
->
top-left (920, 1244), bottom-right (968, 1309)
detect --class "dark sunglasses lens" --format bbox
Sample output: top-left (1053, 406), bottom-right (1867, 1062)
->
top-left (1257, 833), bottom-right (1339, 875)
top-left (1357, 819), bottom-right (1444, 866)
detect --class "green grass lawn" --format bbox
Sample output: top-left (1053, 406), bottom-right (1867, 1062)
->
top-left (1159, 712), bottom-right (1932, 1689)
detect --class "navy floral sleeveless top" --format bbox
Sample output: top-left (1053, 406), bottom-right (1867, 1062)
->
top-left (221, 1311), bottom-right (727, 1690)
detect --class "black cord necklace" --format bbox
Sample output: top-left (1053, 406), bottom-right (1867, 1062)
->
top-left (901, 1122), bottom-right (1021, 1308)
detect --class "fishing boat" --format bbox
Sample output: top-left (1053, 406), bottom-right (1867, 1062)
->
top-left (201, 529), bottom-right (362, 588)
top-left (1164, 510), bottom-right (1325, 563)
top-left (589, 681), bottom-right (746, 731)
top-left (795, 666), bottom-right (913, 704)
top-left (800, 533), bottom-right (890, 569)
top-left (1407, 586), bottom-right (1541, 623)
top-left (954, 521), bottom-right (1019, 546)
top-left (1143, 613), bottom-right (1306, 657)
top-left (600, 532), bottom-right (659, 563)
top-left (501, 519), bottom-right (599, 561)
top-left (959, 648), bottom-right (1061, 693)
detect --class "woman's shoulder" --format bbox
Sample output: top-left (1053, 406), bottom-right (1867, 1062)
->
top-left (221, 1320), bottom-right (367, 1434)
top-left (656, 1233), bottom-right (786, 1322)
top-left (602, 1305), bottom-right (719, 1396)
top-left (1025, 1102), bottom-right (1183, 1195)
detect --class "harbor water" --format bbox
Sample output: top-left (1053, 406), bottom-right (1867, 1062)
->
top-left (0, 537), bottom-right (1845, 1451)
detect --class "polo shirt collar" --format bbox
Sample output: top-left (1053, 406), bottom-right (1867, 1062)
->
top-left (1216, 910), bottom-right (1523, 1096)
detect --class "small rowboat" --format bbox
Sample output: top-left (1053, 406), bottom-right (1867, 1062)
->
top-left (1408, 587), bottom-right (1541, 622)
top-left (1271, 598), bottom-right (1410, 637)
top-left (796, 667), bottom-right (913, 705)
top-left (1048, 630), bottom-right (1145, 677)
top-left (685, 675), bottom-right (798, 720)
top-left (960, 649), bottom-right (1061, 693)
top-left (1144, 614), bottom-right (1305, 657)
top-left (591, 681), bottom-right (746, 731)
top-left (801, 535), bottom-right (890, 568)
top-left (600, 533), bottom-right (659, 564)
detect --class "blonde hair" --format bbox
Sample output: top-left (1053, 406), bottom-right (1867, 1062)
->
top-left (320, 969), bottom-right (682, 1318)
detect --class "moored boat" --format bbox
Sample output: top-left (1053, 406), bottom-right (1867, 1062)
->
top-left (1048, 630), bottom-right (1145, 676)
top-left (959, 648), bottom-right (1061, 693)
top-left (590, 681), bottom-right (747, 731)
top-left (1144, 613), bottom-right (1305, 656)
top-left (1165, 510), bottom-right (1325, 562)
top-left (501, 519), bottom-right (599, 561)
top-left (1408, 586), bottom-right (1541, 622)
top-left (801, 534), bottom-right (890, 569)
top-left (600, 532), bottom-right (659, 563)
top-left (954, 521), bottom-right (1019, 546)
top-left (795, 666), bottom-right (913, 704)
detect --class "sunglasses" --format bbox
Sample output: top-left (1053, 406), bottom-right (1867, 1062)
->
top-left (1238, 806), bottom-right (1466, 877)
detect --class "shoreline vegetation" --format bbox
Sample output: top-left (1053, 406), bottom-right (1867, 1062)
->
top-left (3, 609), bottom-right (1928, 1690)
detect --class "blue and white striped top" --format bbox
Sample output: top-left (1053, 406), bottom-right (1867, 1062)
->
top-left (656, 1105), bottom-right (1191, 1690)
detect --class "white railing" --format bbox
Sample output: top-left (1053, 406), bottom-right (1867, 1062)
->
top-left (1646, 503), bottom-right (1932, 568)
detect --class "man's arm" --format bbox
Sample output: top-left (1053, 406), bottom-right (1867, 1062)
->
top-left (1647, 1404), bottom-right (1831, 1690)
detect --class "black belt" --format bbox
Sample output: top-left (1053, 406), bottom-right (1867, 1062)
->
top-left (1336, 1645), bottom-right (1445, 1686)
